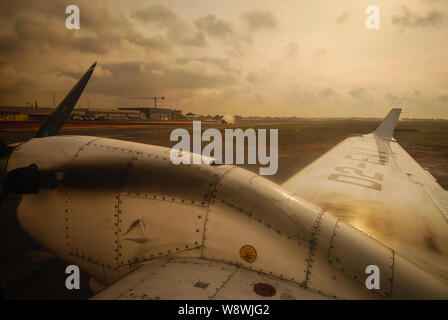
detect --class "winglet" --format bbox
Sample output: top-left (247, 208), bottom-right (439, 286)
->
top-left (35, 62), bottom-right (97, 138)
top-left (372, 108), bottom-right (402, 140)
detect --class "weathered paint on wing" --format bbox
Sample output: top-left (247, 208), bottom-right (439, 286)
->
top-left (282, 117), bottom-right (448, 282)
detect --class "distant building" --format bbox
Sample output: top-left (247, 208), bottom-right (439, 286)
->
top-left (118, 107), bottom-right (183, 120)
top-left (82, 109), bottom-right (145, 121)
top-left (0, 106), bottom-right (145, 121)
top-left (0, 105), bottom-right (188, 122)
top-left (0, 106), bottom-right (80, 121)
top-left (184, 112), bottom-right (201, 121)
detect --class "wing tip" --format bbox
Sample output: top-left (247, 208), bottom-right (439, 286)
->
top-left (373, 108), bottom-right (402, 140)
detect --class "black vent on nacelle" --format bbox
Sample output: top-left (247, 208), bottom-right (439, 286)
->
top-left (193, 281), bottom-right (209, 289)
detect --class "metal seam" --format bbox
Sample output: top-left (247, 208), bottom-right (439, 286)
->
top-left (201, 166), bottom-right (237, 257)
top-left (210, 266), bottom-right (239, 299)
top-left (303, 209), bottom-right (326, 288)
top-left (65, 137), bottom-right (103, 260)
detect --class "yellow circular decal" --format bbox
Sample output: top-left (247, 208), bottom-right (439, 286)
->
top-left (240, 245), bottom-right (257, 263)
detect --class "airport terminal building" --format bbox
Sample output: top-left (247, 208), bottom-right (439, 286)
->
top-left (118, 107), bottom-right (183, 121)
top-left (0, 106), bottom-right (184, 121)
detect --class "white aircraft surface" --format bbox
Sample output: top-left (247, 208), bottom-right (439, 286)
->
top-left (1, 63), bottom-right (447, 299)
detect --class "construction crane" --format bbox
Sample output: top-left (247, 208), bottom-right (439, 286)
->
top-left (125, 96), bottom-right (165, 110)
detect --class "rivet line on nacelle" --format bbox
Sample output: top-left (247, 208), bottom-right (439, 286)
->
top-left (119, 192), bottom-right (209, 207)
top-left (218, 198), bottom-right (307, 246)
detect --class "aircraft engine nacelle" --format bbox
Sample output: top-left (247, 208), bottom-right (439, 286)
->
top-left (8, 135), bottom-right (448, 298)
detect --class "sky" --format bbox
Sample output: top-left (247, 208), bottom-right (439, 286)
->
top-left (0, 0), bottom-right (447, 118)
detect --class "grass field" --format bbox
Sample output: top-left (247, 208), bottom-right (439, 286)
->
top-left (0, 119), bottom-right (447, 299)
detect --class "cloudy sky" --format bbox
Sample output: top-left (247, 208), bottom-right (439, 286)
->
top-left (0, 0), bottom-right (447, 118)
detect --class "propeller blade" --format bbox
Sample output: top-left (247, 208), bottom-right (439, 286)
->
top-left (35, 62), bottom-right (97, 138)
top-left (0, 139), bottom-right (8, 157)
top-left (3, 164), bottom-right (56, 195)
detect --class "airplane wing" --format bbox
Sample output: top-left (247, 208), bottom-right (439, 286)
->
top-left (91, 257), bottom-right (330, 300)
top-left (282, 109), bottom-right (448, 281)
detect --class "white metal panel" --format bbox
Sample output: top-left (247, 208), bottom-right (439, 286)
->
top-left (424, 185), bottom-right (448, 222)
top-left (303, 212), bottom-right (377, 299)
top-left (212, 168), bottom-right (322, 242)
top-left (213, 267), bottom-right (331, 300)
top-left (391, 254), bottom-right (448, 299)
top-left (66, 141), bottom-right (130, 271)
top-left (390, 142), bottom-right (440, 187)
top-left (328, 220), bottom-right (394, 297)
top-left (118, 194), bottom-right (206, 265)
top-left (91, 257), bottom-right (330, 300)
top-left (204, 201), bottom-right (309, 284)
top-left (122, 150), bottom-right (226, 207)
top-left (7, 135), bottom-right (96, 172)
top-left (11, 136), bottom-right (137, 283)
top-left (204, 168), bottom-right (322, 284)
top-left (92, 257), bottom-right (238, 300)
top-left (17, 187), bottom-right (69, 263)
